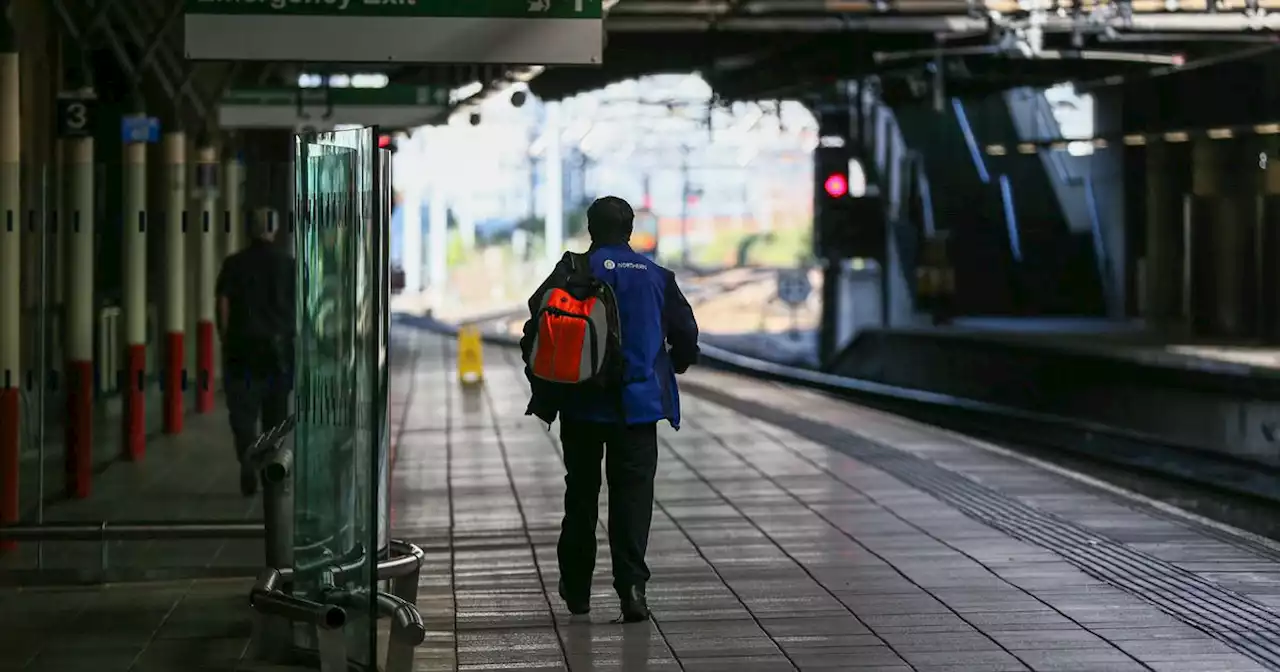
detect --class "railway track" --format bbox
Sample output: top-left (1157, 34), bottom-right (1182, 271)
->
top-left (458, 265), bottom-right (779, 339)
top-left (412, 272), bottom-right (1280, 540)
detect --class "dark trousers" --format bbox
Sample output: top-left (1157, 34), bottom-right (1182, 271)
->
top-left (557, 420), bottom-right (659, 598)
top-left (224, 366), bottom-right (291, 465)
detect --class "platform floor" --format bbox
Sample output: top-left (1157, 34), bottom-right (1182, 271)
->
top-left (1, 406), bottom-right (264, 584)
top-left (8, 327), bottom-right (1280, 670)
top-left (391, 331), bottom-right (1280, 672)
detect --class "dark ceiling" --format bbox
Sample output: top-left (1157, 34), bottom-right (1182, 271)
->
top-left (58, 0), bottom-right (1280, 131)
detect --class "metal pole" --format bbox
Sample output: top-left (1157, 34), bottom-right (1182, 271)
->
top-left (385, 539), bottom-right (424, 606)
top-left (0, 521), bottom-right (264, 540)
top-left (36, 165), bottom-right (48, 569)
top-left (261, 472), bottom-right (293, 570)
top-left (680, 146), bottom-right (690, 267)
top-left (544, 101), bottom-right (564, 265)
top-left (0, 1), bottom-right (22, 554)
top-left (378, 591), bottom-right (426, 672)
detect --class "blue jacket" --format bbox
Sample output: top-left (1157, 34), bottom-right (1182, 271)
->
top-left (520, 243), bottom-right (700, 428)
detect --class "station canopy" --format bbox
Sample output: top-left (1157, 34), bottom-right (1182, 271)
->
top-left (65, 0), bottom-right (1280, 133)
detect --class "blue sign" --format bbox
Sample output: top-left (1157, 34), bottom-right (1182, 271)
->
top-left (121, 116), bottom-right (161, 144)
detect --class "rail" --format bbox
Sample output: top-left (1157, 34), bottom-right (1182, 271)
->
top-left (320, 586), bottom-right (425, 672)
top-left (0, 414), bottom-right (299, 577)
top-left (422, 315), bottom-right (1280, 505)
top-left (249, 538), bottom-right (426, 671)
top-left (250, 567), bottom-right (349, 672)
top-left (256, 417), bottom-right (296, 570)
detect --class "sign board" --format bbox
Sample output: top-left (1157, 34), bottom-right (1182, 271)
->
top-left (220, 86), bottom-right (449, 129)
top-left (184, 0), bottom-right (604, 64)
top-left (777, 269), bottom-right (812, 306)
top-left (57, 98), bottom-right (96, 138)
top-left (121, 116), bottom-right (161, 144)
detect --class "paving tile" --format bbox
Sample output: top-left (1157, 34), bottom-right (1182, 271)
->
top-left (898, 648), bottom-right (1028, 669)
top-left (788, 646), bottom-right (906, 668)
top-left (33, 333), bottom-right (1280, 672)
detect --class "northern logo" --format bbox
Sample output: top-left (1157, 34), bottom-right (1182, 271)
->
top-left (603, 259), bottom-right (647, 270)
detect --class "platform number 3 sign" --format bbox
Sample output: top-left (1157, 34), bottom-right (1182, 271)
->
top-left (57, 98), bottom-right (95, 138)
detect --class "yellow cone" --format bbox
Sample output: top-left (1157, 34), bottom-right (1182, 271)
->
top-left (457, 326), bottom-right (484, 385)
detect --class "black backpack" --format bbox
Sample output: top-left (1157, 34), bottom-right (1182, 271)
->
top-left (525, 252), bottom-right (624, 389)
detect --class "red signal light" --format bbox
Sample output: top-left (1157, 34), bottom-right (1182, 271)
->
top-left (824, 173), bottom-right (848, 198)
top-left (378, 135), bottom-right (392, 148)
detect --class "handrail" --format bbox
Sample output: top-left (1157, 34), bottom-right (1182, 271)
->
top-left (247, 414), bottom-right (297, 467)
top-left (376, 591), bottom-right (427, 644)
top-left (312, 537), bottom-right (425, 584)
top-left (320, 585), bottom-right (424, 672)
top-left (384, 539), bottom-right (425, 606)
top-left (250, 568), bottom-right (346, 630)
top-left (381, 539), bottom-right (425, 579)
top-left (0, 521), bottom-right (263, 540)
top-left (250, 567), bottom-right (349, 670)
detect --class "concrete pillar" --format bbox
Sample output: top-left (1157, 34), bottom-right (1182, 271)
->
top-left (544, 101), bottom-right (564, 264)
top-left (402, 189), bottom-right (423, 295)
top-left (52, 137), bottom-right (63, 308)
top-left (63, 129), bottom-right (94, 499)
top-left (428, 182), bottom-right (447, 309)
top-left (224, 146), bottom-right (244, 257)
top-left (458, 206), bottom-right (475, 252)
top-left (195, 143), bottom-right (218, 414)
top-left (0, 27), bottom-right (19, 550)
top-left (122, 108), bottom-right (148, 461)
top-left (1191, 138), bottom-right (1262, 338)
top-left (163, 131), bottom-right (187, 434)
top-left (1261, 141), bottom-right (1280, 341)
top-left (1143, 142), bottom-right (1191, 330)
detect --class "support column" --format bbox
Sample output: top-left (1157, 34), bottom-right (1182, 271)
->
top-left (544, 101), bottom-right (564, 264)
top-left (223, 143), bottom-right (243, 258)
top-left (122, 102), bottom-right (148, 460)
top-left (458, 207), bottom-right (475, 252)
top-left (64, 123), bottom-right (95, 499)
top-left (1143, 142), bottom-right (1191, 330)
top-left (0, 20), bottom-right (20, 551)
top-left (1190, 138), bottom-right (1262, 338)
top-left (428, 180), bottom-right (448, 310)
top-left (402, 188), bottom-right (423, 296)
top-left (1262, 141), bottom-right (1280, 341)
top-left (195, 142), bottom-right (218, 414)
top-left (163, 130), bottom-right (187, 434)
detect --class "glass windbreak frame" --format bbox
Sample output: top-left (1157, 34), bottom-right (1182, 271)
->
top-left (375, 148), bottom-right (391, 557)
top-left (6, 161), bottom-right (55, 569)
top-left (292, 127), bottom-right (384, 668)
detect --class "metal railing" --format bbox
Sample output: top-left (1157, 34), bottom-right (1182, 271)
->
top-left (250, 567), bottom-right (349, 670)
top-left (0, 414), bottom-right (299, 575)
top-left (1, 409), bottom-right (426, 670)
top-left (249, 537), bottom-right (426, 672)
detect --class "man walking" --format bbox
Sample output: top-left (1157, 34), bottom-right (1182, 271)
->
top-left (216, 208), bottom-right (296, 496)
top-left (520, 196), bottom-right (700, 623)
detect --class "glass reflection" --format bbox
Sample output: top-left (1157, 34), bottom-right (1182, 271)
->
top-left (292, 127), bottom-right (387, 667)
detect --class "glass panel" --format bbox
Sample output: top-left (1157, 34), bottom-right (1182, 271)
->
top-left (292, 126), bottom-right (384, 667)
top-left (7, 160), bottom-right (54, 568)
top-left (375, 148), bottom-right (391, 556)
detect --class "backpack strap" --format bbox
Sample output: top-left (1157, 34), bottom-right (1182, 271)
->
top-left (563, 251), bottom-right (587, 274)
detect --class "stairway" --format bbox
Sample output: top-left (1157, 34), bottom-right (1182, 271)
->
top-left (847, 83), bottom-right (933, 325)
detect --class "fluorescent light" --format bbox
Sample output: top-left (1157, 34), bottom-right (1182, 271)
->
top-left (449, 81), bottom-right (483, 106)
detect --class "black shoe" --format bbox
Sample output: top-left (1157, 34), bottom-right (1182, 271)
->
top-left (618, 585), bottom-right (649, 623)
top-left (558, 578), bottom-right (590, 615)
top-left (240, 467), bottom-right (259, 497)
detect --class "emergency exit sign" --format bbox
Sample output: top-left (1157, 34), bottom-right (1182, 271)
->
top-left (184, 0), bottom-right (604, 64)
